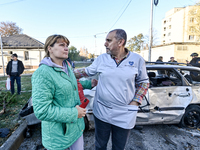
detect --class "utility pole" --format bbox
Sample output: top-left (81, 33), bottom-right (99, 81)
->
top-left (0, 33), bottom-right (5, 76)
top-left (94, 32), bottom-right (107, 55)
top-left (148, 0), bottom-right (154, 62)
top-left (148, 0), bottom-right (159, 62)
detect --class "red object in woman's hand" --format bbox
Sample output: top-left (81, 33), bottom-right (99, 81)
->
top-left (80, 99), bottom-right (89, 108)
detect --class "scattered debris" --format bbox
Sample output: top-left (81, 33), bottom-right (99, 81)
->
top-left (160, 133), bottom-right (177, 147)
top-left (0, 128), bottom-right (10, 138)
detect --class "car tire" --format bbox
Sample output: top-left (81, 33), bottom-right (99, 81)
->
top-left (84, 116), bottom-right (89, 132)
top-left (179, 105), bottom-right (200, 129)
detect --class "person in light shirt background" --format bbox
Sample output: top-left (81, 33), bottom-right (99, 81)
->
top-left (74, 29), bottom-right (149, 150)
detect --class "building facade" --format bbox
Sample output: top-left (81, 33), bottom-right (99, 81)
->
top-left (140, 5), bottom-right (200, 63)
top-left (162, 5), bottom-right (200, 44)
top-left (0, 34), bottom-right (44, 74)
top-left (140, 42), bottom-right (200, 63)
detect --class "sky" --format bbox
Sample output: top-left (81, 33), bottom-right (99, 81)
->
top-left (0, 0), bottom-right (198, 55)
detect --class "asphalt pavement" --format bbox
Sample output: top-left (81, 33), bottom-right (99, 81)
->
top-left (18, 124), bottom-right (200, 150)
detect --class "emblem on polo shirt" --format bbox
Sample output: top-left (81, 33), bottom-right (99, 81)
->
top-left (129, 61), bottom-right (134, 66)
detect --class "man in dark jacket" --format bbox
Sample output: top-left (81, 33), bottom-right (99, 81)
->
top-left (187, 53), bottom-right (200, 67)
top-left (6, 53), bottom-right (25, 94)
top-left (186, 52), bottom-right (200, 80)
top-left (156, 56), bottom-right (163, 63)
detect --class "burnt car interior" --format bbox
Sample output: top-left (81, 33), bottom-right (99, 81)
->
top-left (147, 69), bottom-right (182, 87)
top-left (179, 69), bottom-right (200, 84)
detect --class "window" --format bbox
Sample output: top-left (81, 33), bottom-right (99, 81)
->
top-left (163, 40), bottom-right (165, 44)
top-left (189, 35), bottom-right (194, 40)
top-left (197, 36), bottom-right (200, 41)
top-left (9, 51), bottom-right (13, 54)
top-left (191, 9), bottom-right (197, 15)
top-left (164, 27), bottom-right (166, 31)
top-left (190, 26), bottom-right (195, 32)
top-left (168, 32), bottom-right (171, 36)
top-left (169, 25), bottom-right (171, 29)
top-left (169, 18), bottom-right (171, 22)
top-left (164, 20), bottom-right (166, 24)
top-left (190, 18), bottom-right (194, 23)
top-left (163, 34), bottom-right (166, 37)
top-left (24, 51), bottom-right (29, 60)
top-left (177, 46), bottom-right (188, 51)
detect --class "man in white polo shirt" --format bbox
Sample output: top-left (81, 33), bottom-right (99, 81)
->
top-left (6, 53), bottom-right (25, 95)
top-left (75, 29), bottom-right (149, 150)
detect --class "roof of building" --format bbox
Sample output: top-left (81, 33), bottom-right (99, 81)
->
top-left (1, 34), bottom-right (44, 49)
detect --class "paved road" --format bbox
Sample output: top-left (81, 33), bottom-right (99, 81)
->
top-left (18, 124), bottom-right (200, 150)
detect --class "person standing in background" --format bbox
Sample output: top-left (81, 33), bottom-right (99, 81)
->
top-left (168, 57), bottom-right (177, 63)
top-left (6, 53), bottom-right (24, 95)
top-left (187, 52), bottom-right (200, 67)
top-left (72, 61), bottom-right (75, 71)
top-left (156, 56), bottom-right (163, 63)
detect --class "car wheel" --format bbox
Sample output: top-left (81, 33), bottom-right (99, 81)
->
top-left (84, 116), bottom-right (89, 132)
top-left (179, 105), bottom-right (200, 129)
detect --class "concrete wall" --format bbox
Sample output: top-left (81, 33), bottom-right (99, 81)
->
top-left (139, 43), bottom-right (200, 63)
top-left (140, 44), bottom-right (175, 62)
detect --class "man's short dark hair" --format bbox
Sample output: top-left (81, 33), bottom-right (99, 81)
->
top-left (109, 29), bottom-right (127, 46)
top-left (12, 53), bottom-right (18, 58)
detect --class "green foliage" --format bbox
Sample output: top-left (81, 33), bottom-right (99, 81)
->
top-left (127, 33), bottom-right (144, 52)
top-left (68, 46), bottom-right (87, 61)
top-left (0, 91), bottom-right (17, 106)
top-left (88, 53), bottom-right (95, 59)
top-left (0, 75), bottom-right (32, 146)
top-left (68, 46), bottom-right (80, 60)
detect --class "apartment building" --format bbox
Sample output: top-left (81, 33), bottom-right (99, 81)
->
top-left (140, 5), bottom-right (200, 63)
top-left (162, 5), bottom-right (200, 44)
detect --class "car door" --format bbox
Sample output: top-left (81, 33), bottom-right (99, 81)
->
top-left (180, 68), bottom-right (200, 104)
top-left (136, 91), bottom-right (150, 125)
top-left (147, 68), bottom-right (193, 125)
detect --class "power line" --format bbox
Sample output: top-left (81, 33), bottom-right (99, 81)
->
top-left (0, 0), bottom-right (26, 6)
top-left (108, 0), bottom-right (132, 31)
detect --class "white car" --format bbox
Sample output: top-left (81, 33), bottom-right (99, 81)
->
top-left (83, 64), bottom-right (200, 131)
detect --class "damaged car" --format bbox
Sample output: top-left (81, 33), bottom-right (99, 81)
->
top-left (83, 64), bottom-right (200, 130)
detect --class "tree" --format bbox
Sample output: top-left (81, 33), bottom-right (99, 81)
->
top-left (127, 33), bottom-right (144, 52)
top-left (0, 21), bottom-right (22, 37)
top-left (68, 46), bottom-right (80, 61)
top-left (79, 47), bottom-right (88, 57)
top-left (88, 53), bottom-right (95, 59)
top-left (144, 28), bottom-right (160, 46)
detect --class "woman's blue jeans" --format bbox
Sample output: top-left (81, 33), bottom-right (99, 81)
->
top-left (10, 75), bottom-right (21, 94)
top-left (94, 115), bottom-right (130, 150)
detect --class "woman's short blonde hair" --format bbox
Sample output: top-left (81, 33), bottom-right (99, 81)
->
top-left (44, 34), bottom-right (70, 58)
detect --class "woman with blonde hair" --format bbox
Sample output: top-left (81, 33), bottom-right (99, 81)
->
top-left (32, 34), bottom-right (96, 150)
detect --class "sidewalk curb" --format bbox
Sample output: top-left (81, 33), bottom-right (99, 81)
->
top-left (0, 121), bottom-right (27, 150)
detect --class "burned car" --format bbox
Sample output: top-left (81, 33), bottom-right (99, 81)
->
top-left (83, 64), bottom-right (200, 130)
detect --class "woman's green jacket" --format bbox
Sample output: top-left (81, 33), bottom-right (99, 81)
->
top-left (32, 63), bottom-right (91, 150)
